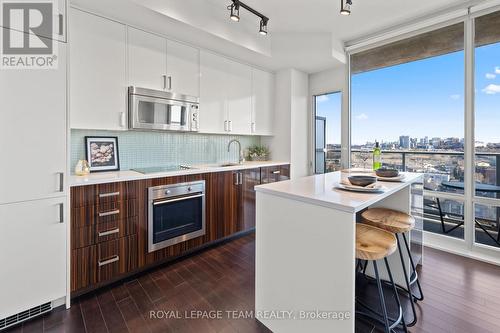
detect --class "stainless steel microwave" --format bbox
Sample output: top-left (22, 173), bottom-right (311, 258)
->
top-left (128, 86), bottom-right (199, 132)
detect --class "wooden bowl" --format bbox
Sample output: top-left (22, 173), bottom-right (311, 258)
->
top-left (348, 175), bottom-right (377, 187)
top-left (375, 168), bottom-right (399, 178)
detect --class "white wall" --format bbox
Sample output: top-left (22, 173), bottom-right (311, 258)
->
top-left (309, 65), bottom-right (349, 169)
top-left (263, 68), bottom-right (309, 179)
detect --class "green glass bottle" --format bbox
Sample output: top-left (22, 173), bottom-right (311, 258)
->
top-left (373, 141), bottom-right (382, 170)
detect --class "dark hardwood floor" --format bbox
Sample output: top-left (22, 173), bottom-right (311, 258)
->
top-left (5, 233), bottom-right (500, 333)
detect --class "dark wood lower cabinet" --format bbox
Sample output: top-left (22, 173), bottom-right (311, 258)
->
top-left (70, 164), bottom-right (290, 296)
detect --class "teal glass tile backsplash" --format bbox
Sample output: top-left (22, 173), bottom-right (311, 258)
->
top-left (71, 130), bottom-right (261, 172)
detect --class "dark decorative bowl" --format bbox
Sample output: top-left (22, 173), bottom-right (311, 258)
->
top-left (375, 168), bottom-right (399, 178)
top-left (348, 176), bottom-right (377, 187)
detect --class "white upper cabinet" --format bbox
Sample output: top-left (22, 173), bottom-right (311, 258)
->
top-left (0, 32), bottom-right (67, 204)
top-left (166, 40), bottom-right (200, 97)
top-left (200, 51), bottom-right (252, 135)
top-left (252, 68), bottom-right (274, 136)
top-left (128, 27), bottom-right (167, 90)
top-left (199, 51), bottom-right (228, 134)
top-left (69, 8), bottom-right (127, 130)
top-left (226, 59), bottom-right (252, 135)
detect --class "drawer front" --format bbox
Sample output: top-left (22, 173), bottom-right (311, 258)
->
top-left (279, 164), bottom-right (290, 181)
top-left (71, 216), bottom-right (138, 249)
top-left (97, 235), bottom-right (137, 284)
top-left (261, 166), bottom-right (281, 184)
top-left (71, 234), bottom-right (137, 292)
top-left (71, 181), bottom-right (138, 208)
top-left (71, 199), bottom-right (138, 228)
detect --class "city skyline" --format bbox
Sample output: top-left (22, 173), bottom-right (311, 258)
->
top-left (314, 41), bottom-right (500, 146)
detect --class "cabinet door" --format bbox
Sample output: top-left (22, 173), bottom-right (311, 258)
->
top-left (0, 37), bottom-right (66, 205)
top-left (240, 168), bottom-right (261, 231)
top-left (69, 8), bottom-right (127, 130)
top-left (0, 197), bottom-right (66, 318)
top-left (199, 51), bottom-right (227, 134)
top-left (128, 27), bottom-right (167, 90)
top-left (252, 68), bottom-right (274, 135)
top-left (166, 40), bottom-right (199, 97)
top-left (226, 59), bottom-right (252, 135)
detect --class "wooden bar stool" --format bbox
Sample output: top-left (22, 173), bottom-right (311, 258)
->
top-left (356, 224), bottom-right (408, 333)
top-left (361, 208), bottom-right (424, 327)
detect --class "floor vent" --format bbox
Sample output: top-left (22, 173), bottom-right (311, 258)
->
top-left (0, 302), bottom-right (52, 331)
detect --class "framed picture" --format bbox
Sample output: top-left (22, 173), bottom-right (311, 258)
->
top-left (85, 136), bottom-right (120, 172)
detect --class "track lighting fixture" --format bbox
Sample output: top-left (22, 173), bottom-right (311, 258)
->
top-left (227, 0), bottom-right (269, 36)
top-left (340, 0), bottom-right (352, 16)
top-left (259, 19), bottom-right (268, 35)
top-left (229, 3), bottom-right (240, 22)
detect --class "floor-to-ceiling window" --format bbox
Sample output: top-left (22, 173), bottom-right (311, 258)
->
top-left (350, 23), bottom-right (466, 241)
top-left (347, 8), bottom-right (500, 255)
top-left (314, 92), bottom-right (342, 173)
top-left (474, 10), bottom-right (500, 248)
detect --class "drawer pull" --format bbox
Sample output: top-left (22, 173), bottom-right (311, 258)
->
top-left (99, 192), bottom-right (120, 198)
top-left (98, 255), bottom-right (120, 267)
top-left (98, 209), bottom-right (120, 217)
top-left (272, 170), bottom-right (281, 174)
top-left (98, 228), bottom-right (120, 237)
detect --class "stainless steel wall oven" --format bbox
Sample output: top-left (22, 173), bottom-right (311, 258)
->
top-left (148, 181), bottom-right (205, 252)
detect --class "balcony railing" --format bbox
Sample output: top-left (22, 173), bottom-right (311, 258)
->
top-left (319, 148), bottom-right (500, 247)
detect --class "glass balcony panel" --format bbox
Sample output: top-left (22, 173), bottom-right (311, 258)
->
top-left (474, 203), bottom-right (500, 248)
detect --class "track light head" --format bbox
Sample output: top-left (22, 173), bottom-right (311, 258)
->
top-left (259, 19), bottom-right (268, 35)
top-left (340, 0), bottom-right (352, 16)
top-left (229, 2), bottom-right (240, 22)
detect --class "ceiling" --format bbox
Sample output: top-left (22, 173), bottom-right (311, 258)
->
top-left (81, 0), bottom-right (473, 73)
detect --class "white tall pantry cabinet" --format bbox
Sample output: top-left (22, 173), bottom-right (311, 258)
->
top-left (0, 29), bottom-right (67, 322)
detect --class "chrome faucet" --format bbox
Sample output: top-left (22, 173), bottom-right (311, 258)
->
top-left (227, 139), bottom-right (244, 164)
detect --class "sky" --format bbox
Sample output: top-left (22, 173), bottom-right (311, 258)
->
top-left (316, 41), bottom-right (500, 146)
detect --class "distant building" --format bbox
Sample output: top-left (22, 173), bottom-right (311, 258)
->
top-left (399, 135), bottom-right (410, 149)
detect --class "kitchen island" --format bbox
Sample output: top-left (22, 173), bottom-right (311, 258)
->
top-left (254, 171), bottom-right (423, 333)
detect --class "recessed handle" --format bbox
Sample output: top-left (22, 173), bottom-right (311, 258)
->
top-left (57, 172), bottom-right (64, 192)
top-left (98, 255), bottom-right (119, 267)
top-left (99, 191), bottom-right (120, 198)
top-left (58, 203), bottom-right (64, 223)
top-left (98, 228), bottom-right (120, 237)
top-left (58, 14), bottom-right (63, 36)
top-left (98, 209), bottom-right (120, 217)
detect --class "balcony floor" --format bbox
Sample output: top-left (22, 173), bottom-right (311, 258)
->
top-left (5, 233), bottom-right (500, 333)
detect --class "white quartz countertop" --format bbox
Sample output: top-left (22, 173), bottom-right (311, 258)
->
top-left (255, 171), bottom-right (423, 213)
top-left (70, 161), bottom-right (289, 187)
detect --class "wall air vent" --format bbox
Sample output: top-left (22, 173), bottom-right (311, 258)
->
top-left (0, 302), bottom-right (52, 331)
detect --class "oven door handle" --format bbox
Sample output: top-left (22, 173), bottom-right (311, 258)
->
top-left (153, 193), bottom-right (204, 206)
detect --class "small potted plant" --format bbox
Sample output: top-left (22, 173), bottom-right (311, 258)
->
top-left (247, 145), bottom-right (270, 161)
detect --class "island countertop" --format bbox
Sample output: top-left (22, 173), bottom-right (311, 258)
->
top-left (255, 171), bottom-right (423, 213)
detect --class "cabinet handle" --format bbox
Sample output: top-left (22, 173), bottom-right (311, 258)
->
top-left (224, 120), bottom-right (228, 132)
top-left (239, 172), bottom-right (243, 185)
top-left (228, 120), bottom-right (232, 132)
top-left (57, 172), bottom-right (64, 192)
top-left (98, 228), bottom-right (120, 237)
top-left (58, 203), bottom-right (64, 223)
top-left (251, 122), bottom-right (256, 133)
top-left (98, 209), bottom-right (120, 217)
top-left (234, 172), bottom-right (239, 185)
top-left (162, 75), bottom-right (167, 90)
top-left (99, 191), bottom-right (120, 198)
top-left (272, 170), bottom-right (281, 174)
top-left (58, 14), bottom-right (64, 36)
top-left (98, 255), bottom-right (120, 267)
top-left (168, 76), bottom-right (172, 90)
